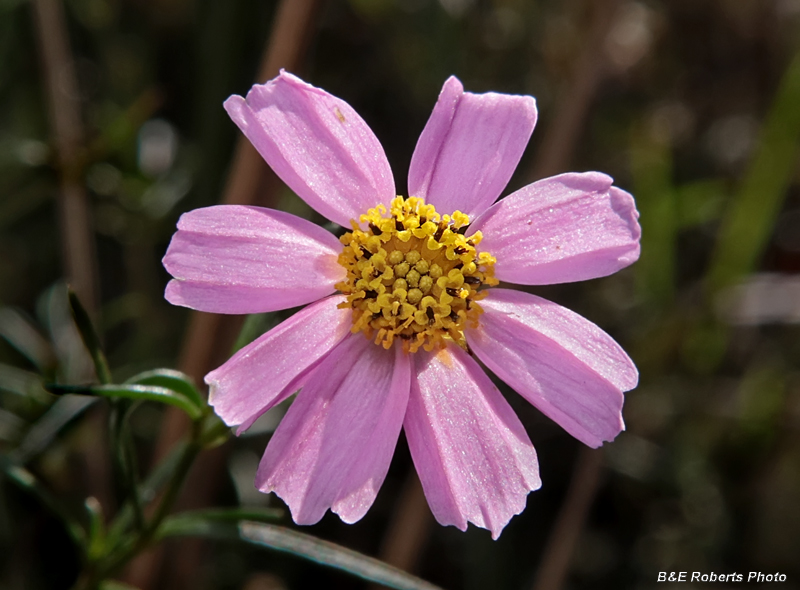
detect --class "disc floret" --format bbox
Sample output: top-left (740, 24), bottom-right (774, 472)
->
top-left (335, 196), bottom-right (498, 353)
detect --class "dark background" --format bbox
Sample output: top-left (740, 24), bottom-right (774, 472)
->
top-left (1, 0), bottom-right (800, 588)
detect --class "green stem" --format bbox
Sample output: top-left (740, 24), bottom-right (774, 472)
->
top-left (145, 432), bottom-right (201, 536)
top-left (122, 428), bottom-right (144, 531)
top-left (113, 401), bottom-right (144, 532)
top-left (67, 289), bottom-right (112, 385)
top-left (107, 401), bottom-right (143, 532)
top-left (71, 423), bottom-right (203, 590)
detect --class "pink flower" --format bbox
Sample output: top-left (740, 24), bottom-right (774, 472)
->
top-left (163, 72), bottom-right (640, 539)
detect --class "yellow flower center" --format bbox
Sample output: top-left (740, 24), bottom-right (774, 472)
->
top-left (335, 196), bottom-right (498, 353)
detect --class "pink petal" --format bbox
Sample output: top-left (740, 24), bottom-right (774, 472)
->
top-left (163, 205), bottom-right (344, 314)
top-left (404, 345), bottom-right (540, 539)
top-left (408, 76), bottom-right (537, 220)
top-left (224, 71), bottom-right (395, 227)
top-left (470, 172), bottom-right (641, 285)
top-left (205, 295), bottom-right (352, 434)
top-left (257, 334), bottom-right (411, 525)
top-left (467, 288), bottom-right (638, 448)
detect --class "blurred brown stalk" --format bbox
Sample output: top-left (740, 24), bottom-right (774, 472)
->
top-left (122, 0), bottom-right (324, 587)
top-left (527, 1), bottom-right (623, 589)
top-left (373, 2), bottom-right (624, 588)
top-left (30, 0), bottom-right (98, 316)
top-left (30, 0), bottom-right (112, 513)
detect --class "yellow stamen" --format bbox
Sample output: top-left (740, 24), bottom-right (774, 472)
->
top-left (335, 196), bottom-right (498, 353)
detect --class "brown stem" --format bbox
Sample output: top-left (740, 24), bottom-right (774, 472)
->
top-left (30, 0), bottom-right (112, 518)
top-left (369, 3), bottom-right (624, 586)
top-left (529, 0), bottom-right (621, 181)
top-left (121, 1), bottom-right (323, 587)
top-left (526, 3), bottom-right (621, 589)
top-left (531, 447), bottom-right (605, 590)
top-left (30, 0), bottom-right (99, 315)
top-left (367, 3), bottom-right (624, 582)
top-left (369, 471), bottom-right (433, 590)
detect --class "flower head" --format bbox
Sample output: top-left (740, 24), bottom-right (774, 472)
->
top-left (336, 195), bottom-right (498, 353)
top-left (163, 72), bottom-right (641, 539)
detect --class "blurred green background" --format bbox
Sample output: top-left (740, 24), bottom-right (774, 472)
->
top-left (2, 0), bottom-right (800, 588)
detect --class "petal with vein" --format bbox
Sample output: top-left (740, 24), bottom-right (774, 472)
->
top-left (404, 345), bottom-right (540, 539)
top-left (224, 72), bottom-right (395, 227)
top-left (408, 76), bottom-right (537, 220)
top-left (257, 334), bottom-right (411, 525)
top-left (471, 172), bottom-right (641, 285)
top-left (205, 295), bottom-right (352, 434)
top-left (467, 288), bottom-right (637, 448)
top-left (163, 205), bottom-right (344, 314)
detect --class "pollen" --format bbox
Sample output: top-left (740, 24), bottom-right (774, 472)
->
top-left (335, 196), bottom-right (498, 353)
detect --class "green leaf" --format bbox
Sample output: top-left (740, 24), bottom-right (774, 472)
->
top-left (157, 508), bottom-right (283, 538)
top-left (67, 289), bottom-right (112, 384)
top-left (125, 369), bottom-right (205, 410)
top-left (142, 443), bottom-right (188, 500)
top-left (676, 179), bottom-right (726, 228)
top-left (99, 582), bottom-right (142, 590)
top-left (85, 496), bottom-right (106, 561)
top-left (109, 401), bottom-right (144, 531)
top-left (157, 514), bottom-right (241, 541)
top-left (0, 362), bottom-right (49, 401)
top-left (12, 395), bottom-right (97, 463)
top-left (0, 406), bottom-right (25, 441)
top-left (1, 460), bottom-right (86, 549)
top-left (197, 414), bottom-right (231, 448)
top-left (238, 522), bottom-right (442, 590)
top-left (0, 308), bottom-right (56, 373)
top-left (47, 384), bottom-right (202, 420)
top-left (158, 516), bottom-right (441, 590)
top-left (106, 441), bottom-right (189, 544)
top-left (707, 51), bottom-right (800, 294)
top-left (630, 125), bottom-right (677, 308)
